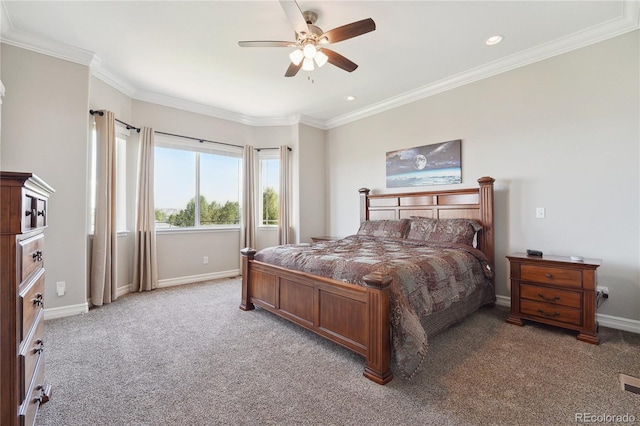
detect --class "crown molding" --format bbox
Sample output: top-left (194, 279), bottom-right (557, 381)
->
top-left (2, 0), bottom-right (637, 131)
top-left (0, 26), bottom-right (96, 67)
top-left (299, 114), bottom-right (328, 130)
top-left (90, 57), bottom-right (137, 98)
top-left (325, 1), bottom-right (639, 129)
top-left (132, 89), bottom-right (301, 127)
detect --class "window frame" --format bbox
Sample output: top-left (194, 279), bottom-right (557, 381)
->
top-left (88, 122), bottom-right (129, 235)
top-left (154, 134), bottom-right (242, 233)
top-left (258, 150), bottom-right (280, 228)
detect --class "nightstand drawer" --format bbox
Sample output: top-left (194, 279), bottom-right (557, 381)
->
top-left (521, 264), bottom-right (582, 288)
top-left (520, 300), bottom-right (582, 326)
top-left (520, 284), bottom-right (581, 308)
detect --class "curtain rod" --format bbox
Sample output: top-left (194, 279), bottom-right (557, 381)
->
top-left (90, 109), bottom-right (140, 133)
top-left (89, 110), bottom-right (291, 151)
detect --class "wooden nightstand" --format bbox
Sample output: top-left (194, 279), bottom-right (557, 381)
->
top-left (310, 236), bottom-right (340, 243)
top-left (506, 253), bottom-right (602, 344)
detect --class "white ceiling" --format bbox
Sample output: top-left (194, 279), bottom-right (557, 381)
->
top-left (1, 1), bottom-right (638, 129)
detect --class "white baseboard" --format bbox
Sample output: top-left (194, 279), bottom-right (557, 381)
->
top-left (116, 269), bottom-right (241, 294)
top-left (494, 294), bottom-right (640, 334)
top-left (156, 269), bottom-right (240, 288)
top-left (44, 302), bottom-right (89, 320)
top-left (47, 270), bottom-right (240, 320)
top-left (495, 294), bottom-right (510, 308)
top-left (596, 313), bottom-right (640, 334)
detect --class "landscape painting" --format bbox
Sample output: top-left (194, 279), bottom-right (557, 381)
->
top-left (386, 139), bottom-right (461, 188)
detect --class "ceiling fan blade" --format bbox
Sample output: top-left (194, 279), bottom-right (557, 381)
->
top-left (279, 0), bottom-right (309, 36)
top-left (321, 48), bottom-right (358, 72)
top-left (321, 18), bottom-right (376, 44)
top-left (285, 61), bottom-right (302, 77)
top-left (238, 41), bottom-right (296, 48)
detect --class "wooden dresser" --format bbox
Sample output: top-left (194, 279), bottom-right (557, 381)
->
top-left (506, 253), bottom-right (601, 344)
top-left (1, 172), bottom-right (54, 426)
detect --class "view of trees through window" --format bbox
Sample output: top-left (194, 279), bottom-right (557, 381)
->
top-left (154, 143), bottom-right (280, 229)
top-left (262, 187), bottom-right (278, 225)
top-left (155, 196), bottom-right (239, 227)
top-left (260, 157), bottom-right (279, 226)
top-left (154, 144), bottom-right (241, 228)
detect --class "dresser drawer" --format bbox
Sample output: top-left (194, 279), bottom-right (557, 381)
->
top-left (521, 264), bottom-right (582, 288)
top-left (20, 310), bottom-right (44, 402)
top-left (19, 355), bottom-right (46, 426)
top-left (19, 233), bottom-right (45, 284)
top-left (520, 299), bottom-right (582, 326)
top-left (520, 284), bottom-right (581, 308)
top-left (22, 192), bottom-right (48, 231)
top-left (19, 269), bottom-right (45, 342)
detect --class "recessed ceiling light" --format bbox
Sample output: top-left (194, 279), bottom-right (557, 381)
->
top-left (485, 35), bottom-right (504, 46)
top-left (346, 95), bottom-right (356, 101)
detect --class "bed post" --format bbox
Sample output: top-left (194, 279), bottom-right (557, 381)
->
top-left (362, 269), bottom-right (393, 385)
top-left (477, 176), bottom-right (495, 275)
top-left (240, 248), bottom-right (256, 311)
top-left (359, 188), bottom-right (370, 223)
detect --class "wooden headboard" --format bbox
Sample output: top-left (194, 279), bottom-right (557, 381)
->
top-left (359, 176), bottom-right (495, 270)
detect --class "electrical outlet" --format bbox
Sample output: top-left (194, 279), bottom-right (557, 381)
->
top-left (56, 281), bottom-right (66, 296)
top-left (536, 207), bottom-right (546, 219)
top-left (597, 286), bottom-right (609, 296)
top-left (203, 256), bottom-right (209, 265)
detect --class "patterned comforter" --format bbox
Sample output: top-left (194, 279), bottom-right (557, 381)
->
top-left (254, 235), bottom-right (495, 378)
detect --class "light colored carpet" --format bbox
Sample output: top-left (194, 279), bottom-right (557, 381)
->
top-left (36, 278), bottom-right (639, 425)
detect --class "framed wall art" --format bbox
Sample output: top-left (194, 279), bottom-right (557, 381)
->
top-left (386, 139), bottom-right (461, 188)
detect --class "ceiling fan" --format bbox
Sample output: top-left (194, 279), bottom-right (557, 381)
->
top-left (238, 0), bottom-right (376, 77)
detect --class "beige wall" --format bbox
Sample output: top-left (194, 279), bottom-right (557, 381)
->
top-left (3, 30), bottom-right (637, 326)
top-left (1, 44), bottom-right (91, 313)
top-left (326, 31), bottom-right (640, 322)
top-left (131, 100), bottom-right (302, 282)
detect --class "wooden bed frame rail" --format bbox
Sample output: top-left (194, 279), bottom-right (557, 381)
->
top-left (240, 177), bottom-right (495, 384)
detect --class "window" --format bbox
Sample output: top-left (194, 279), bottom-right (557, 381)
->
top-left (259, 152), bottom-right (279, 226)
top-left (154, 135), bottom-right (241, 229)
top-left (89, 123), bottom-right (128, 234)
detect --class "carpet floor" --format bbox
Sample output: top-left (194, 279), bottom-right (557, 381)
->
top-left (36, 278), bottom-right (639, 425)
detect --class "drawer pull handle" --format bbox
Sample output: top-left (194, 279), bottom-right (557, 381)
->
top-left (545, 273), bottom-right (553, 279)
top-left (33, 293), bottom-right (44, 307)
top-left (537, 292), bottom-right (560, 302)
top-left (25, 209), bottom-right (33, 217)
top-left (537, 308), bottom-right (560, 318)
top-left (33, 384), bottom-right (51, 405)
top-left (32, 250), bottom-right (43, 262)
top-left (37, 209), bottom-right (46, 217)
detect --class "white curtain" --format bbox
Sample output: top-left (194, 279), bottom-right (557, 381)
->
top-left (132, 127), bottom-right (158, 292)
top-left (242, 145), bottom-right (257, 249)
top-left (278, 145), bottom-right (292, 245)
top-left (90, 110), bottom-right (118, 306)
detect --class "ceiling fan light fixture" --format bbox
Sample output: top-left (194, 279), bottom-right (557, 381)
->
top-left (303, 43), bottom-right (317, 59)
top-left (314, 50), bottom-right (328, 67)
top-left (289, 49), bottom-right (304, 66)
top-left (302, 57), bottom-right (315, 71)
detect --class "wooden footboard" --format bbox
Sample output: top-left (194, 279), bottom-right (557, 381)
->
top-left (240, 248), bottom-right (393, 384)
top-left (239, 177), bottom-right (494, 385)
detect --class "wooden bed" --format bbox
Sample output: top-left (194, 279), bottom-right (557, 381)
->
top-left (240, 177), bottom-right (495, 384)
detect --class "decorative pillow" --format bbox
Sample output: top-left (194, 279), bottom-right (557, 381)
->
top-left (357, 219), bottom-right (411, 239)
top-left (407, 217), bottom-right (482, 246)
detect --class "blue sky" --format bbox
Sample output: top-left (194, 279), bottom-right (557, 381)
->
top-left (154, 147), bottom-right (241, 210)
